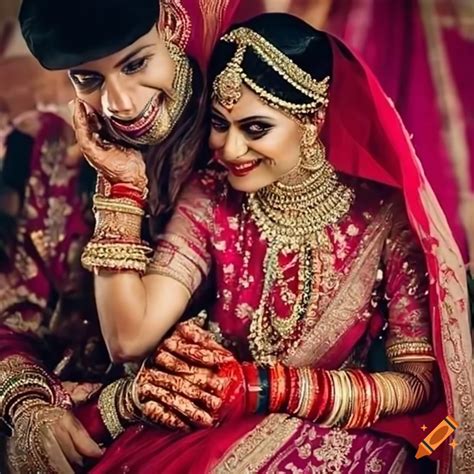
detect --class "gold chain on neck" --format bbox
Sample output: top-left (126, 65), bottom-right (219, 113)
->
top-left (247, 161), bottom-right (354, 365)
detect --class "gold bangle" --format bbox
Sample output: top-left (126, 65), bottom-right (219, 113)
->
top-left (98, 379), bottom-right (128, 439)
top-left (93, 194), bottom-right (145, 216)
top-left (94, 208), bottom-right (143, 242)
top-left (345, 371), bottom-right (358, 428)
top-left (300, 368), bottom-right (314, 418)
top-left (1, 361), bottom-right (55, 424)
top-left (333, 371), bottom-right (349, 426)
top-left (296, 368), bottom-right (312, 418)
top-left (81, 241), bottom-right (151, 273)
top-left (371, 373), bottom-right (384, 424)
top-left (338, 371), bottom-right (352, 427)
top-left (323, 371), bottom-right (342, 427)
top-left (386, 341), bottom-right (434, 361)
top-left (116, 378), bottom-right (139, 423)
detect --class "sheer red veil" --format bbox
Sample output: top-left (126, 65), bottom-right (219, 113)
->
top-left (322, 34), bottom-right (473, 473)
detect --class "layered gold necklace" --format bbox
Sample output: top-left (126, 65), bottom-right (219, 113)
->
top-left (247, 160), bottom-right (354, 365)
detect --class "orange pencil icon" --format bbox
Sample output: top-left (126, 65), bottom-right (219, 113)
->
top-left (415, 415), bottom-right (459, 459)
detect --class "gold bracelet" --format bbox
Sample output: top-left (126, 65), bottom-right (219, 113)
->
top-left (386, 341), bottom-right (434, 362)
top-left (338, 371), bottom-right (352, 427)
top-left (94, 208), bottom-right (143, 242)
top-left (345, 371), bottom-right (359, 428)
top-left (372, 373), bottom-right (384, 424)
top-left (98, 379), bottom-right (128, 439)
top-left (300, 368), bottom-right (314, 418)
top-left (116, 378), bottom-right (140, 423)
top-left (323, 371), bottom-right (342, 427)
top-left (333, 371), bottom-right (348, 426)
top-left (0, 356), bottom-right (56, 424)
top-left (93, 194), bottom-right (145, 216)
top-left (81, 241), bottom-right (151, 274)
top-left (296, 368), bottom-right (312, 418)
top-left (8, 400), bottom-right (67, 473)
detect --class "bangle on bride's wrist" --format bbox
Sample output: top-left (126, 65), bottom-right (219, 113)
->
top-left (344, 370), bottom-right (358, 428)
top-left (319, 370), bottom-right (335, 423)
top-left (1, 375), bottom-right (54, 424)
top-left (323, 371), bottom-right (343, 426)
top-left (286, 367), bottom-right (300, 415)
top-left (98, 379), bottom-right (128, 439)
top-left (351, 370), bottom-right (369, 427)
top-left (297, 368), bottom-right (314, 419)
top-left (256, 367), bottom-right (269, 414)
top-left (337, 371), bottom-right (352, 427)
top-left (308, 369), bottom-right (323, 421)
top-left (269, 363), bottom-right (286, 412)
top-left (110, 183), bottom-right (146, 208)
top-left (364, 373), bottom-right (379, 426)
top-left (93, 194), bottom-right (145, 215)
top-left (315, 370), bottom-right (328, 422)
top-left (116, 378), bottom-right (140, 424)
top-left (81, 241), bottom-right (152, 274)
top-left (242, 363), bottom-right (260, 413)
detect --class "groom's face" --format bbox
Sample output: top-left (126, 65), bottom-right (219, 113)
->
top-left (68, 26), bottom-right (177, 144)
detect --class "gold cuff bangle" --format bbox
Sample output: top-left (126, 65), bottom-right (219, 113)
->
top-left (98, 379), bottom-right (128, 440)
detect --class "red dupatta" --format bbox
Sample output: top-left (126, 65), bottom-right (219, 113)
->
top-left (322, 35), bottom-right (473, 473)
top-left (157, 0), bottom-right (241, 69)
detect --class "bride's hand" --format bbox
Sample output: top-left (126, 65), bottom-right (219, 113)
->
top-left (136, 366), bottom-right (220, 429)
top-left (137, 321), bottom-right (246, 426)
top-left (72, 99), bottom-right (147, 192)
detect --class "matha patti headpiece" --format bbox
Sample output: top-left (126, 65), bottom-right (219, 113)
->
top-left (213, 27), bottom-right (330, 115)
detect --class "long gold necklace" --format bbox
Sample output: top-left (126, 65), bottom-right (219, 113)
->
top-left (247, 160), bottom-right (354, 364)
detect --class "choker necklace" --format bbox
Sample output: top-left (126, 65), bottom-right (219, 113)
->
top-left (247, 159), bottom-right (354, 251)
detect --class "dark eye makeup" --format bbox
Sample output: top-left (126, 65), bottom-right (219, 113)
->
top-left (211, 111), bottom-right (274, 139)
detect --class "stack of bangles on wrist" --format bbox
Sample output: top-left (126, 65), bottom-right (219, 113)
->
top-left (81, 183), bottom-right (152, 274)
top-left (242, 363), bottom-right (427, 428)
top-left (0, 356), bottom-right (71, 430)
top-left (98, 378), bottom-right (142, 440)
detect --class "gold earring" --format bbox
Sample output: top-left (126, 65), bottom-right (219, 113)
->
top-left (300, 123), bottom-right (326, 171)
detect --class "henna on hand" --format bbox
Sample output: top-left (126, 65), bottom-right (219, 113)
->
top-left (72, 99), bottom-right (147, 191)
top-left (153, 350), bottom-right (233, 394)
top-left (176, 321), bottom-right (234, 355)
top-left (153, 349), bottom-right (203, 374)
top-left (140, 399), bottom-right (190, 431)
top-left (138, 383), bottom-right (214, 428)
top-left (162, 334), bottom-right (234, 368)
top-left (138, 368), bottom-right (222, 413)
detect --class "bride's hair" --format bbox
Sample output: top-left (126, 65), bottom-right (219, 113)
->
top-left (208, 13), bottom-right (333, 107)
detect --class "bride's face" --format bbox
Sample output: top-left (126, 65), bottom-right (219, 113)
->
top-left (209, 86), bottom-right (303, 193)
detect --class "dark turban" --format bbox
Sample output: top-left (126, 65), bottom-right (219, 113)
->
top-left (19, 0), bottom-right (160, 70)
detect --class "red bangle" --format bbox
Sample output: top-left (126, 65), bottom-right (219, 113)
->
top-left (364, 373), bottom-right (378, 426)
top-left (350, 370), bottom-right (367, 428)
top-left (269, 363), bottom-right (287, 412)
top-left (358, 371), bottom-right (372, 428)
top-left (286, 367), bottom-right (300, 415)
top-left (242, 363), bottom-right (260, 414)
top-left (110, 184), bottom-right (145, 208)
top-left (344, 370), bottom-right (359, 428)
top-left (308, 369), bottom-right (324, 422)
top-left (111, 183), bottom-right (144, 196)
top-left (319, 370), bottom-right (334, 422)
